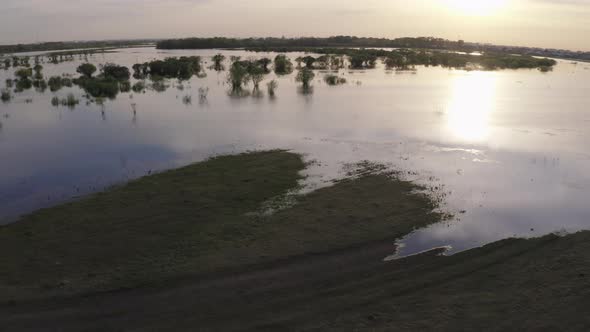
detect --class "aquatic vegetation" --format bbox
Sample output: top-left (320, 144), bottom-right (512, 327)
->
top-left (241, 46), bottom-right (558, 71)
top-left (101, 63), bottom-right (131, 80)
top-left (150, 79), bottom-right (169, 93)
top-left (302, 56), bottom-right (316, 68)
top-left (273, 54), bottom-right (293, 75)
top-left (3, 59), bottom-right (10, 69)
top-left (1, 89), bottom-right (11, 102)
top-left (141, 56), bottom-right (202, 80)
top-left (182, 95), bottom-right (192, 105)
top-left (296, 67), bottom-right (315, 89)
top-left (119, 81), bottom-right (131, 93)
top-left (60, 94), bottom-right (79, 108)
top-left (51, 96), bottom-right (59, 107)
top-left (74, 77), bottom-right (120, 99)
top-left (33, 64), bottom-right (43, 80)
top-left (14, 78), bottom-right (33, 92)
top-left (228, 61), bottom-right (250, 91)
top-left (249, 66), bottom-right (266, 90)
top-left (15, 68), bottom-right (33, 80)
top-left (62, 77), bottom-right (73, 88)
top-left (349, 53), bottom-right (378, 69)
top-left (132, 63), bottom-right (149, 79)
top-left (33, 79), bottom-right (48, 93)
top-left (212, 54), bottom-right (226, 71)
top-left (5, 79), bottom-right (14, 88)
top-left (76, 63), bottom-right (97, 78)
top-left (132, 81), bottom-right (146, 93)
top-left (48, 76), bottom-right (64, 92)
top-left (330, 55), bottom-right (345, 69)
top-left (257, 58), bottom-right (272, 72)
top-left (324, 74), bottom-right (347, 86)
top-left (267, 79), bottom-right (278, 97)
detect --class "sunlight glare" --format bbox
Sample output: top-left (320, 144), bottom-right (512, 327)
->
top-left (446, 72), bottom-right (496, 142)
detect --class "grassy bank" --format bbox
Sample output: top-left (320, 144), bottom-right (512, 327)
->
top-left (0, 150), bottom-right (441, 301)
top-left (2, 150), bottom-right (590, 331)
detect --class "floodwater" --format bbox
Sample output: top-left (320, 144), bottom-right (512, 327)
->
top-left (1, 47), bottom-right (589, 256)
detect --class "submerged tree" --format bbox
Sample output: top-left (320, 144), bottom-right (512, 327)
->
top-left (1, 89), bottom-right (11, 102)
top-left (324, 74), bottom-right (347, 86)
top-left (256, 58), bottom-right (272, 72)
top-left (302, 56), bottom-right (316, 69)
top-left (227, 61), bottom-right (250, 91)
top-left (212, 54), bottom-right (225, 71)
top-left (15, 68), bottom-right (33, 80)
top-left (296, 68), bottom-right (315, 89)
top-left (249, 65), bottom-right (266, 91)
top-left (101, 63), bottom-right (130, 80)
top-left (33, 64), bottom-right (43, 80)
top-left (77, 63), bottom-right (97, 78)
top-left (273, 54), bottom-right (293, 75)
top-left (48, 76), bottom-right (64, 92)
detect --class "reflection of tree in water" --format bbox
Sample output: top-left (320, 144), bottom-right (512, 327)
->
top-left (198, 87), bottom-right (209, 105)
top-left (131, 103), bottom-right (138, 125)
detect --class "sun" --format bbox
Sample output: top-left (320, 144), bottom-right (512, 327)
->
top-left (446, 0), bottom-right (508, 16)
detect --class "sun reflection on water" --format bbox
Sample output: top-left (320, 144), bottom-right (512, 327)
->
top-left (446, 71), bottom-right (497, 142)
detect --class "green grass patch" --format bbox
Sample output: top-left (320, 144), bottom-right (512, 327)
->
top-left (0, 151), bottom-right (442, 301)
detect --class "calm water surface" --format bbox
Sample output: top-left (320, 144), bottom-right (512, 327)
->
top-left (1, 47), bottom-right (589, 256)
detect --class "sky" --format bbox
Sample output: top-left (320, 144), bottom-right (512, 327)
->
top-left (0, 0), bottom-right (589, 51)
